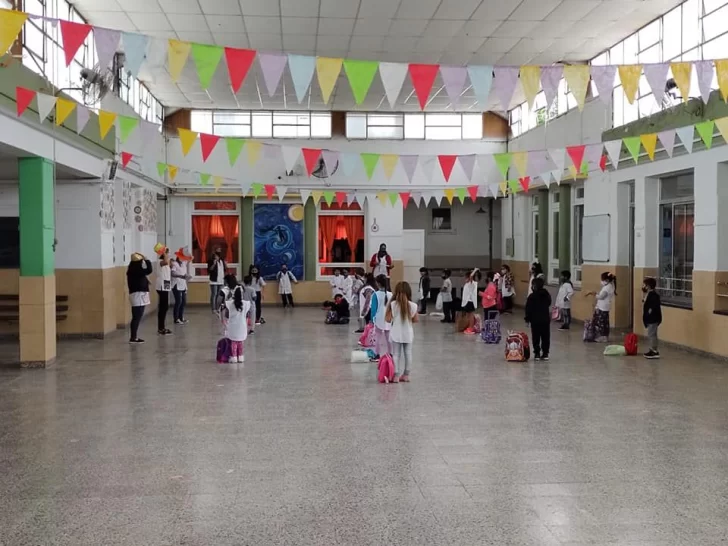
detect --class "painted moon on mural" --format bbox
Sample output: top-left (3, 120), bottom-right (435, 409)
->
top-left (288, 205), bottom-right (304, 222)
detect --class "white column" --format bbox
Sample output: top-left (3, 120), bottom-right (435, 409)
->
top-left (717, 162), bottom-right (728, 271)
top-left (365, 198), bottom-right (404, 259)
top-left (633, 176), bottom-right (659, 269)
top-left (694, 161), bottom-right (720, 272)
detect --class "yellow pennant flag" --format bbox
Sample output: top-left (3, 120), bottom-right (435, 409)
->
top-left (715, 117), bottom-right (728, 142)
top-left (715, 60), bottom-right (728, 102)
top-left (443, 188), bottom-right (455, 204)
top-left (618, 65), bottom-right (642, 104)
top-left (568, 165), bottom-right (578, 180)
top-left (177, 128), bottom-right (198, 156)
top-left (380, 154), bottom-right (399, 180)
top-left (54, 98), bottom-right (76, 126)
top-left (168, 165), bottom-right (179, 181)
top-left (376, 191), bottom-right (388, 206)
top-left (168, 39), bottom-right (192, 82)
top-left (311, 190), bottom-right (323, 204)
top-left (670, 62), bottom-right (692, 102)
top-left (512, 151), bottom-right (528, 177)
top-left (640, 133), bottom-right (658, 161)
top-left (246, 141), bottom-right (262, 166)
top-left (316, 57), bottom-right (343, 104)
top-left (0, 9), bottom-right (28, 56)
top-left (212, 176), bottom-right (223, 190)
top-left (98, 110), bottom-right (117, 139)
top-left (498, 182), bottom-right (507, 196)
top-left (519, 65), bottom-right (541, 110)
top-left (563, 65), bottom-right (590, 111)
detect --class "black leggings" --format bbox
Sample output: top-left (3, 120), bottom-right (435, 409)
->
top-left (281, 293), bottom-right (294, 308)
top-left (255, 292), bottom-right (263, 321)
top-left (157, 290), bottom-right (169, 331)
top-left (531, 322), bottom-right (551, 357)
top-left (130, 305), bottom-right (145, 340)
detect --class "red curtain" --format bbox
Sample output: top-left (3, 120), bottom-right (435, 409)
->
top-left (219, 216), bottom-right (238, 263)
top-left (344, 216), bottom-right (363, 258)
top-left (318, 216), bottom-right (338, 263)
top-left (192, 215), bottom-right (212, 263)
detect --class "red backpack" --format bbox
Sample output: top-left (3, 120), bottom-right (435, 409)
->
top-left (378, 354), bottom-right (395, 383)
top-left (624, 333), bottom-right (638, 356)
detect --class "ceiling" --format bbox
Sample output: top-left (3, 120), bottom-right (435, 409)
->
top-left (74, 0), bottom-right (684, 112)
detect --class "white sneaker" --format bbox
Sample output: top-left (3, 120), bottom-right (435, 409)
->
top-left (238, 355), bottom-right (245, 363)
top-left (228, 357), bottom-right (236, 363)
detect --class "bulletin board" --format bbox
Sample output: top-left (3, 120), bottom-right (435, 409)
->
top-left (582, 214), bottom-right (610, 263)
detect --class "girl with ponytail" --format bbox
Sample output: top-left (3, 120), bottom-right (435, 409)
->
top-left (222, 275), bottom-right (251, 363)
top-left (384, 281), bottom-right (419, 383)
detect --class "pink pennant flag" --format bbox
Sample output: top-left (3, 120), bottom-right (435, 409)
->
top-left (457, 155), bottom-right (476, 181)
top-left (584, 143), bottom-right (603, 169)
top-left (590, 65), bottom-right (617, 105)
top-left (258, 53), bottom-right (288, 96)
top-left (540, 65), bottom-right (563, 108)
top-left (263, 143), bottom-right (280, 159)
top-left (59, 20), bottom-right (92, 66)
top-left (75, 104), bottom-right (90, 134)
top-left (94, 28), bottom-right (121, 70)
top-left (643, 63), bottom-right (670, 105)
top-left (695, 60), bottom-right (714, 103)
top-left (493, 67), bottom-right (520, 112)
top-left (658, 129), bottom-right (676, 157)
top-left (440, 66), bottom-right (468, 104)
top-left (399, 155), bottom-right (418, 183)
top-left (438, 155), bottom-right (458, 182)
top-left (526, 150), bottom-right (553, 178)
top-left (566, 145), bottom-right (586, 171)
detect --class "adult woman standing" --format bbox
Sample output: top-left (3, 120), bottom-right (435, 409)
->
top-left (171, 247), bottom-right (192, 325)
top-left (126, 252), bottom-right (152, 344)
top-left (370, 243), bottom-right (393, 291)
top-left (154, 244), bottom-right (173, 335)
top-left (207, 249), bottom-right (227, 313)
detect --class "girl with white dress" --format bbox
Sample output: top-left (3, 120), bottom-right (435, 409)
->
top-left (223, 283), bottom-right (251, 363)
top-left (586, 272), bottom-right (616, 342)
top-left (385, 281), bottom-right (419, 383)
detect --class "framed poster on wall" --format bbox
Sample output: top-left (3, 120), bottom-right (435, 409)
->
top-left (253, 203), bottom-right (304, 281)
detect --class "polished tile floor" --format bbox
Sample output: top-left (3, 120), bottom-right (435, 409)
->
top-left (2, 307), bottom-right (728, 545)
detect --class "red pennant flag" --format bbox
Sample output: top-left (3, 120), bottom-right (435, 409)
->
top-left (200, 133), bottom-right (221, 162)
top-left (467, 186), bottom-right (478, 202)
top-left (399, 192), bottom-right (411, 208)
top-left (59, 20), bottom-right (92, 66)
top-left (301, 148), bottom-right (322, 176)
top-left (566, 145), bottom-right (586, 171)
top-left (335, 191), bottom-right (346, 207)
top-left (264, 184), bottom-right (276, 200)
top-left (16, 87), bottom-right (36, 117)
top-left (225, 47), bottom-right (256, 94)
top-left (120, 152), bottom-right (133, 168)
top-left (519, 176), bottom-right (531, 193)
top-left (409, 64), bottom-right (440, 110)
top-left (438, 155), bottom-right (457, 182)
top-left (599, 154), bottom-right (607, 172)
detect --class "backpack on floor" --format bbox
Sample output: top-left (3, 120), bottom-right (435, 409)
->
top-left (378, 354), bottom-right (395, 383)
top-left (481, 311), bottom-right (502, 344)
top-left (216, 337), bottom-right (231, 363)
top-left (624, 333), bottom-right (638, 355)
top-left (505, 331), bottom-right (530, 362)
top-left (358, 322), bottom-right (376, 348)
top-left (325, 310), bottom-right (338, 324)
top-left (583, 320), bottom-right (596, 342)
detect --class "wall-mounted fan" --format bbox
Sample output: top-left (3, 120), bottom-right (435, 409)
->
top-left (312, 157), bottom-right (339, 179)
top-left (80, 52), bottom-right (125, 106)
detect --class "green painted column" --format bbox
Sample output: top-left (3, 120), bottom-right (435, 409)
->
top-left (537, 189), bottom-right (549, 266)
top-left (558, 184), bottom-right (572, 273)
top-left (19, 157), bottom-right (55, 276)
top-left (303, 199), bottom-right (317, 281)
top-left (241, 196), bottom-right (254, 271)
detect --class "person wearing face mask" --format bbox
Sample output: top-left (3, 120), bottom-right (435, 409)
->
top-left (249, 264), bottom-right (266, 325)
top-left (586, 272), bottom-right (617, 343)
top-left (499, 265), bottom-right (515, 314)
top-left (642, 277), bottom-right (662, 359)
top-left (330, 268), bottom-right (345, 299)
top-left (276, 263), bottom-right (297, 309)
top-left (370, 243), bottom-right (393, 291)
top-left (207, 248), bottom-right (227, 313)
top-left (440, 269), bottom-right (454, 324)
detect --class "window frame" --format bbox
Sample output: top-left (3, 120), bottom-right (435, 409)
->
top-left (190, 199), bottom-right (240, 282)
top-left (548, 190), bottom-right (560, 284)
top-left (316, 205), bottom-right (366, 281)
top-left (531, 195), bottom-right (539, 264)
top-left (571, 185), bottom-right (585, 287)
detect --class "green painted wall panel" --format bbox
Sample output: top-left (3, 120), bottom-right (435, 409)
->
top-left (303, 200), bottom-right (317, 281)
top-left (558, 185), bottom-right (571, 273)
top-left (537, 189), bottom-right (549, 267)
top-left (19, 157), bottom-right (55, 277)
top-left (241, 197), bottom-right (254, 272)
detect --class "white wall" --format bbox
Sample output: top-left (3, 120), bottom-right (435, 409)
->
top-left (0, 184), bottom-right (18, 217)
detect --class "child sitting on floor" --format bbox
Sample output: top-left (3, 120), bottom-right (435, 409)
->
top-left (323, 294), bottom-right (350, 324)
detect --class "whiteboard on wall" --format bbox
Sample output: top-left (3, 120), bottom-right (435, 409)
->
top-left (582, 214), bottom-right (610, 263)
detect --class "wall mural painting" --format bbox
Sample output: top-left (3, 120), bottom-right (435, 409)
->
top-left (253, 204), bottom-right (304, 281)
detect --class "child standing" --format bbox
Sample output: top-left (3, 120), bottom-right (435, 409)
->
top-left (642, 277), bottom-right (662, 359)
top-left (481, 271), bottom-right (498, 319)
top-left (369, 274), bottom-right (393, 358)
top-left (356, 273), bottom-right (377, 333)
top-left (330, 268), bottom-right (344, 299)
top-left (525, 277), bottom-right (552, 361)
top-left (171, 247), bottom-right (192, 325)
top-left (440, 269), bottom-right (454, 323)
top-left (223, 281), bottom-right (251, 363)
top-left (276, 264), bottom-right (297, 308)
top-left (418, 267), bottom-right (431, 315)
top-left (385, 281), bottom-right (419, 383)
top-left (586, 272), bottom-right (617, 343)
top-left (499, 265), bottom-right (515, 314)
top-left (242, 275), bottom-right (257, 334)
top-left (555, 270), bottom-right (575, 331)
top-left (154, 244), bottom-right (173, 336)
top-left (249, 265), bottom-right (266, 325)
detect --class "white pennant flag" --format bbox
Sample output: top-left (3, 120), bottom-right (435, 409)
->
top-left (277, 187), bottom-right (287, 202)
top-left (658, 129), bottom-right (676, 158)
top-left (94, 28), bottom-right (121, 70)
top-left (643, 63), bottom-right (670, 106)
top-left (604, 140), bottom-right (622, 168)
top-left (347, 192), bottom-right (357, 206)
top-left (75, 104), bottom-right (90, 134)
top-left (299, 188), bottom-right (311, 204)
top-left (379, 62), bottom-right (409, 108)
top-left (281, 146), bottom-right (301, 173)
top-left (410, 192), bottom-right (421, 208)
top-left (418, 155), bottom-right (437, 182)
top-left (548, 148), bottom-right (565, 174)
top-left (550, 169), bottom-right (563, 185)
top-left (695, 60), bottom-right (714, 104)
top-left (239, 181), bottom-right (252, 196)
top-left (489, 184), bottom-right (500, 198)
top-left (539, 172), bottom-right (552, 188)
top-left (676, 125), bottom-right (694, 153)
top-left (37, 94), bottom-right (57, 122)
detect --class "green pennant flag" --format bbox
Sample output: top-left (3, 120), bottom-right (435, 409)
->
top-left (507, 180), bottom-right (520, 194)
top-left (493, 153), bottom-right (512, 179)
top-left (251, 182), bottom-right (264, 197)
top-left (580, 160), bottom-right (589, 176)
top-left (696, 120), bottom-right (715, 149)
top-left (623, 136), bottom-right (641, 164)
top-left (323, 190), bottom-right (335, 206)
top-left (118, 115), bottom-right (139, 144)
top-left (191, 43), bottom-right (224, 90)
top-left (343, 59), bottom-right (380, 105)
top-left (199, 173), bottom-right (211, 186)
top-left (226, 138), bottom-right (245, 166)
top-left (388, 192), bottom-right (398, 206)
top-left (360, 153), bottom-right (380, 179)
top-left (156, 162), bottom-right (167, 178)
top-left (455, 187), bottom-right (467, 203)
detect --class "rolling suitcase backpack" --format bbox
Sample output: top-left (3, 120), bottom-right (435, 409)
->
top-left (481, 311), bottom-right (502, 344)
top-left (505, 331), bottom-right (530, 362)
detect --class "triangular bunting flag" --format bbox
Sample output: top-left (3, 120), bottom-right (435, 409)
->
top-left (347, 192), bottom-right (358, 206)
top-left (519, 65), bottom-right (541, 109)
top-left (120, 151), bottom-right (133, 168)
top-left (199, 173), bottom-right (211, 186)
top-left (493, 153), bottom-right (511, 179)
top-left (599, 155), bottom-right (607, 172)
top-left (715, 60), bottom-right (728, 102)
top-left (118, 115), bottom-right (138, 144)
top-left (498, 182), bottom-right (507, 197)
top-left (540, 65), bottom-right (563, 108)
top-left (225, 47), bottom-right (256, 93)
top-left (458, 155), bottom-right (476, 181)
top-left (399, 192), bottom-right (411, 208)
top-left (643, 63), bottom-right (670, 105)
top-left (361, 153), bottom-right (380, 180)
top-left (264, 184), bottom-right (277, 200)
top-left (604, 140), bottom-right (622, 168)
top-left (251, 183), bottom-right (264, 198)
top-left (440, 65), bottom-right (468, 104)
top-left (178, 128), bottom-right (198, 156)
top-left (379, 62), bottom-right (409, 108)
top-left (94, 27), bottom-right (120, 69)
top-left (507, 180), bottom-right (520, 194)
top-left (618, 64), bottom-right (642, 104)
top-left (640, 133), bottom-right (658, 160)
top-left (400, 155), bottom-right (418, 183)
top-left (76, 105), bottom-right (90, 134)
top-left (418, 155), bottom-right (436, 182)
top-left (278, 187), bottom-right (288, 202)
top-left (281, 146), bottom-right (300, 172)
top-left (563, 65), bottom-right (591, 110)
top-left (623, 136), bottom-right (641, 163)
top-left (550, 169), bottom-right (563, 185)
top-left (548, 148), bottom-right (565, 173)
top-left (341, 152), bottom-right (360, 176)
top-left (213, 176), bottom-right (224, 190)
top-left (454, 187), bottom-right (467, 204)
top-left (191, 43), bottom-right (224, 89)
top-left (493, 66), bottom-right (519, 112)
top-left (0, 10), bottom-right (28, 56)
top-left (156, 162), bottom-right (167, 178)
top-left (316, 57), bottom-right (343, 104)
top-left (539, 172), bottom-right (552, 187)
top-left (311, 190), bottom-right (323, 205)
top-left (467, 186), bottom-right (478, 202)
top-left (37, 93), bottom-right (56, 123)
top-left (334, 191), bottom-right (346, 207)
top-left (246, 141), bottom-right (262, 166)
top-left (376, 191), bottom-right (388, 206)
top-left (121, 32), bottom-right (148, 77)
top-left (468, 65), bottom-right (493, 107)
top-left (526, 150), bottom-right (553, 178)
top-left (299, 189), bottom-right (311, 204)
top-left (490, 184), bottom-right (501, 198)
top-left (344, 59), bottom-right (379, 105)
top-left (380, 154), bottom-right (399, 180)
top-left (388, 192), bottom-right (399, 206)
top-left (512, 151), bottom-right (528, 178)
top-left (301, 148), bottom-right (322, 177)
top-left (519, 177), bottom-right (531, 193)
top-left (322, 150), bottom-right (339, 176)
top-left (590, 65), bottom-right (617, 106)
top-left (438, 155), bottom-right (457, 182)
top-left (15, 87), bottom-right (35, 117)
top-left (288, 54), bottom-right (316, 103)
top-left (715, 117), bottom-right (728, 143)
top-left (670, 62), bottom-right (692, 102)
top-left (443, 188), bottom-right (455, 205)
top-left (258, 52), bottom-right (288, 96)
top-left (168, 39), bottom-right (192, 82)
top-left (226, 138), bottom-right (245, 166)
top-left (695, 60), bottom-right (714, 104)
top-left (409, 63), bottom-right (440, 110)
top-left (566, 145), bottom-right (586, 171)
top-left (239, 181), bottom-right (252, 196)
top-left (168, 165), bottom-right (178, 182)
top-left (59, 20), bottom-right (91, 66)
top-left (200, 133), bottom-right (221, 162)
top-left (676, 125), bottom-right (695, 153)
top-left (696, 120), bottom-right (715, 149)
top-left (657, 129), bottom-right (676, 157)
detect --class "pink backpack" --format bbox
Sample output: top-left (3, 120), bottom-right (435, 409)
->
top-left (378, 354), bottom-right (395, 383)
top-left (358, 323), bottom-right (376, 348)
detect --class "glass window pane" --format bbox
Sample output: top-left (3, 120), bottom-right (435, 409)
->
top-left (346, 114), bottom-right (366, 138)
top-left (592, 52), bottom-right (609, 66)
top-left (703, 0), bottom-right (728, 13)
top-left (639, 44), bottom-right (660, 64)
top-left (426, 113), bottom-right (461, 126)
top-left (404, 113), bottom-right (425, 138)
top-left (24, 22), bottom-right (45, 58)
top-left (639, 20), bottom-right (660, 49)
top-left (462, 114), bottom-right (483, 139)
top-left (610, 42), bottom-right (624, 65)
top-left (368, 126), bottom-right (404, 139)
top-left (663, 7), bottom-right (683, 60)
top-left (367, 114), bottom-right (403, 126)
top-left (683, 0), bottom-right (700, 50)
top-left (251, 112), bottom-right (272, 137)
top-left (703, 33), bottom-right (728, 62)
top-left (661, 173), bottom-right (694, 200)
top-left (311, 113), bottom-right (331, 138)
top-left (273, 112), bottom-right (308, 125)
top-left (273, 125), bottom-right (310, 138)
top-left (214, 124), bottom-right (251, 137)
top-left (702, 4), bottom-right (728, 41)
top-left (425, 126), bottom-right (461, 140)
top-left (213, 112), bottom-right (250, 124)
top-left (623, 34), bottom-right (638, 64)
